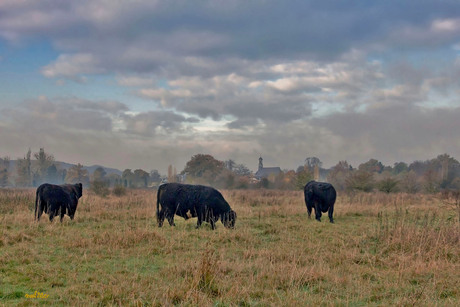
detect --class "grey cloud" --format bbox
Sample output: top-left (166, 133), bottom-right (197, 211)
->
top-left (311, 104), bottom-right (460, 165)
top-left (3, 0), bottom-right (460, 78)
top-left (0, 97), bottom-right (125, 133)
top-left (121, 110), bottom-right (199, 137)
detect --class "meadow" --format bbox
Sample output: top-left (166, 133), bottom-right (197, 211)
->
top-left (0, 188), bottom-right (459, 306)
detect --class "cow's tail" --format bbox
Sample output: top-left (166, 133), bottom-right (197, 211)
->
top-left (156, 185), bottom-right (163, 224)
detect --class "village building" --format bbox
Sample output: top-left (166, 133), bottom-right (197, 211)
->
top-left (254, 157), bottom-right (281, 180)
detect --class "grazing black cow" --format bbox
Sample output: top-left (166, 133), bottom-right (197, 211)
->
top-left (156, 183), bottom-right (236, 230)
top-left (35, 183), bottom-right (83, 222)
top-left (304, 181), bottom-right (336, 223)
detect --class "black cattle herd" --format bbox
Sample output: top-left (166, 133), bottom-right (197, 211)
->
top-left (34, 180), bottom-right (337, 229)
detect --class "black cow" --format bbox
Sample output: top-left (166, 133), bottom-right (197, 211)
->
top-left (156, 183), bottom-right (237, 230)
top-left (304, 181), bottom-right (336, 223)
top-left (35, 183), bottom-right (83, 222)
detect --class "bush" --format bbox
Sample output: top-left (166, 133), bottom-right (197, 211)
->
top-left (112, 184), bottom-right (126, 197)
top-left (90, 180), bottom-right (109, 197)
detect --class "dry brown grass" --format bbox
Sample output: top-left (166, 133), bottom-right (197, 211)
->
top-left (0, 188), bottom-right (459, 305)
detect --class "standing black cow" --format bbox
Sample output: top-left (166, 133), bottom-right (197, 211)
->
top-left (304, 181), bottom-right (336, 223)
top-left (35, 183), bottom-right (83, 222)
top-left (156, 183), bottom-right (237, 230)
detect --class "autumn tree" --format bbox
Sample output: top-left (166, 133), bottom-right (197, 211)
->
top-left (16, 149), bottom-right (32, 187)
top-left (359, 158), bottom-right (384, 173)
top-left (122, 169), bottom-right (134, 187)
top-left (232, 163), bottom-right (252, 177)
top-left (393, 162), bottom-right (408, 175)
top-left (398, 170), bottom-right (419, 193)
top-left (377, 177), bottom-right (399, 193)
top-left (296, 166), bottom-right (313, 190)
top-left (327, 161), bottom-right (352, 191)
top-left (133, 169), bottom-right (149, 187)
top-left (90, 166), bottom-right (109, 196)
top-left (33, 148), bottom-right (55, 184)
top-left (0, 156), bottom-right (10, 187)
top-left (345, 170), bottom-right (374, 192)
top-left (183, 154), bottom-right (225, 185)
top-left (92, 167), bottom-right (107, 182)
top-left (305, 157), bottom-right (322, 169)
top-left (150, 170), bottom-right (161, 183)
top-left (65, 163), bottom-right (90, 186)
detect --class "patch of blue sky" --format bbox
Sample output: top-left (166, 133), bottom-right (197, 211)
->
top-left (310, 101), bottom-right (345, 118)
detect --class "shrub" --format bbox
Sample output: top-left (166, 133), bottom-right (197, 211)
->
top-left (112, 184), bottom-right (127, 197)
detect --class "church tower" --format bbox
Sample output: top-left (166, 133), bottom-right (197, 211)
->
top-left (258, 156), bottom-right (263, 171)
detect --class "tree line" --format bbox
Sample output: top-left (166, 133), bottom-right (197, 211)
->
top-left (0, 149), bottom-right (458, 195)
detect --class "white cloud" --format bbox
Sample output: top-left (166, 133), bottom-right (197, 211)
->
top-left (41, 53), bottom-right (103, 81)
top-left (431, 18), bottom-right (460, 32)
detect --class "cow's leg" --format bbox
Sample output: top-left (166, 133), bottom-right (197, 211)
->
top-left (165, 210), bottom-right (176, 226)
top-left (49, 209), bottom-right (55, 222)
top-left (328, 205), bottom-right (334, 223)
top-left (306, 202), bottom-right (313, 219)
top-left (196, 208), bottom-right (204, 229)
top-left (209, 216), bottom-right (216, 230)
top-left (157, 209), bottom-right (165, 227)
top-left (60, 206), bottom-right (65, 223)
top-left (37, 201), bottom-right (44, 221)
top-left (314, 202), bottom-right (322, 222)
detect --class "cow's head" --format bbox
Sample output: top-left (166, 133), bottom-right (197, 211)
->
top-left (66, 193), bottom-right (79, 220)
top-left (222, 209), bottom-right (237, 229)
top-left (68, 183), bottom-right (82, 220)
top-left (74, 183), bottom-right (83, 199)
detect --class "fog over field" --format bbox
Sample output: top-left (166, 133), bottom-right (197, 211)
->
top-left (1, 1), bottom-right (460, 173)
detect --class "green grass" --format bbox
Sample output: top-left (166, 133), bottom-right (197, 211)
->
top-left (0, 189), bottom-right (459, 306)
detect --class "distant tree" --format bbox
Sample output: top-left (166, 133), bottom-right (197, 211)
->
top-left (423, 169), bottom-right (440, 194)
top-left (90, 166), bottom-right (109, 195)
top-left (359, 159), bottom-right (384, 173)
top-left (91, 180), bottom-right (109, 197)
top-left (33, 148), bottom-right (55, 185)
top-left (92, 167), bottom-right (107, 182)
top-left (408, 160), bottom-right (426, 176)
top-left (0, 156), bottom-right (10, 187)
top-left (399, 170), bottom-right (419, 193)
top-left (122, 169), bottom-right (134, 187)
top-left (1, 156), bottom-right (10, 170)
top-left (305, 157), bottom-right (322, 170)
top-left (45, 164), bottom-right (59, 184)
top-left (327, 161), bottom-right (352, 191)
top-left (106, 173), bottom-right (121, 187)
top-left (233, 163), bottom-right (252, 177)
top-left (16, 149), bottom-right (32, 187)
top-left (377, 177), bottom-right (399, 193)
top-left (214, 169), bottom-right (235, 189)
top-left (150, 170), bottom-right (161, 183)
top-left (280, 170), bottom-right (297, 190)
top-left (0, 169), bottom-right (7, 187)
top-left (296, 167), bottom-right (313, 190)
top-left (345, 170), bottom-right (374, 192)
top-left (183, 154), bottom-right (225, 184)
top-left (133, 169), bottom-right (149, 187)
top-left (393, 162), bottom-right (408, 175)
top-left (65, 163), bottom-right (90, 186)
top-left (225, 159), bottom-right (236, 171)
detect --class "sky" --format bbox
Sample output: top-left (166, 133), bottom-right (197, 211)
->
top-left (1, 0), bottom-right (460, 174)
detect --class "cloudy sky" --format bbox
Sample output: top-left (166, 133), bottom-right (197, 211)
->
top-left (1, 0), bottom-right (460, 174)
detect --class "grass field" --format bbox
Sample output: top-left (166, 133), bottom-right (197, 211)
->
top-left (1, 188), bottom-right (459, 306)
